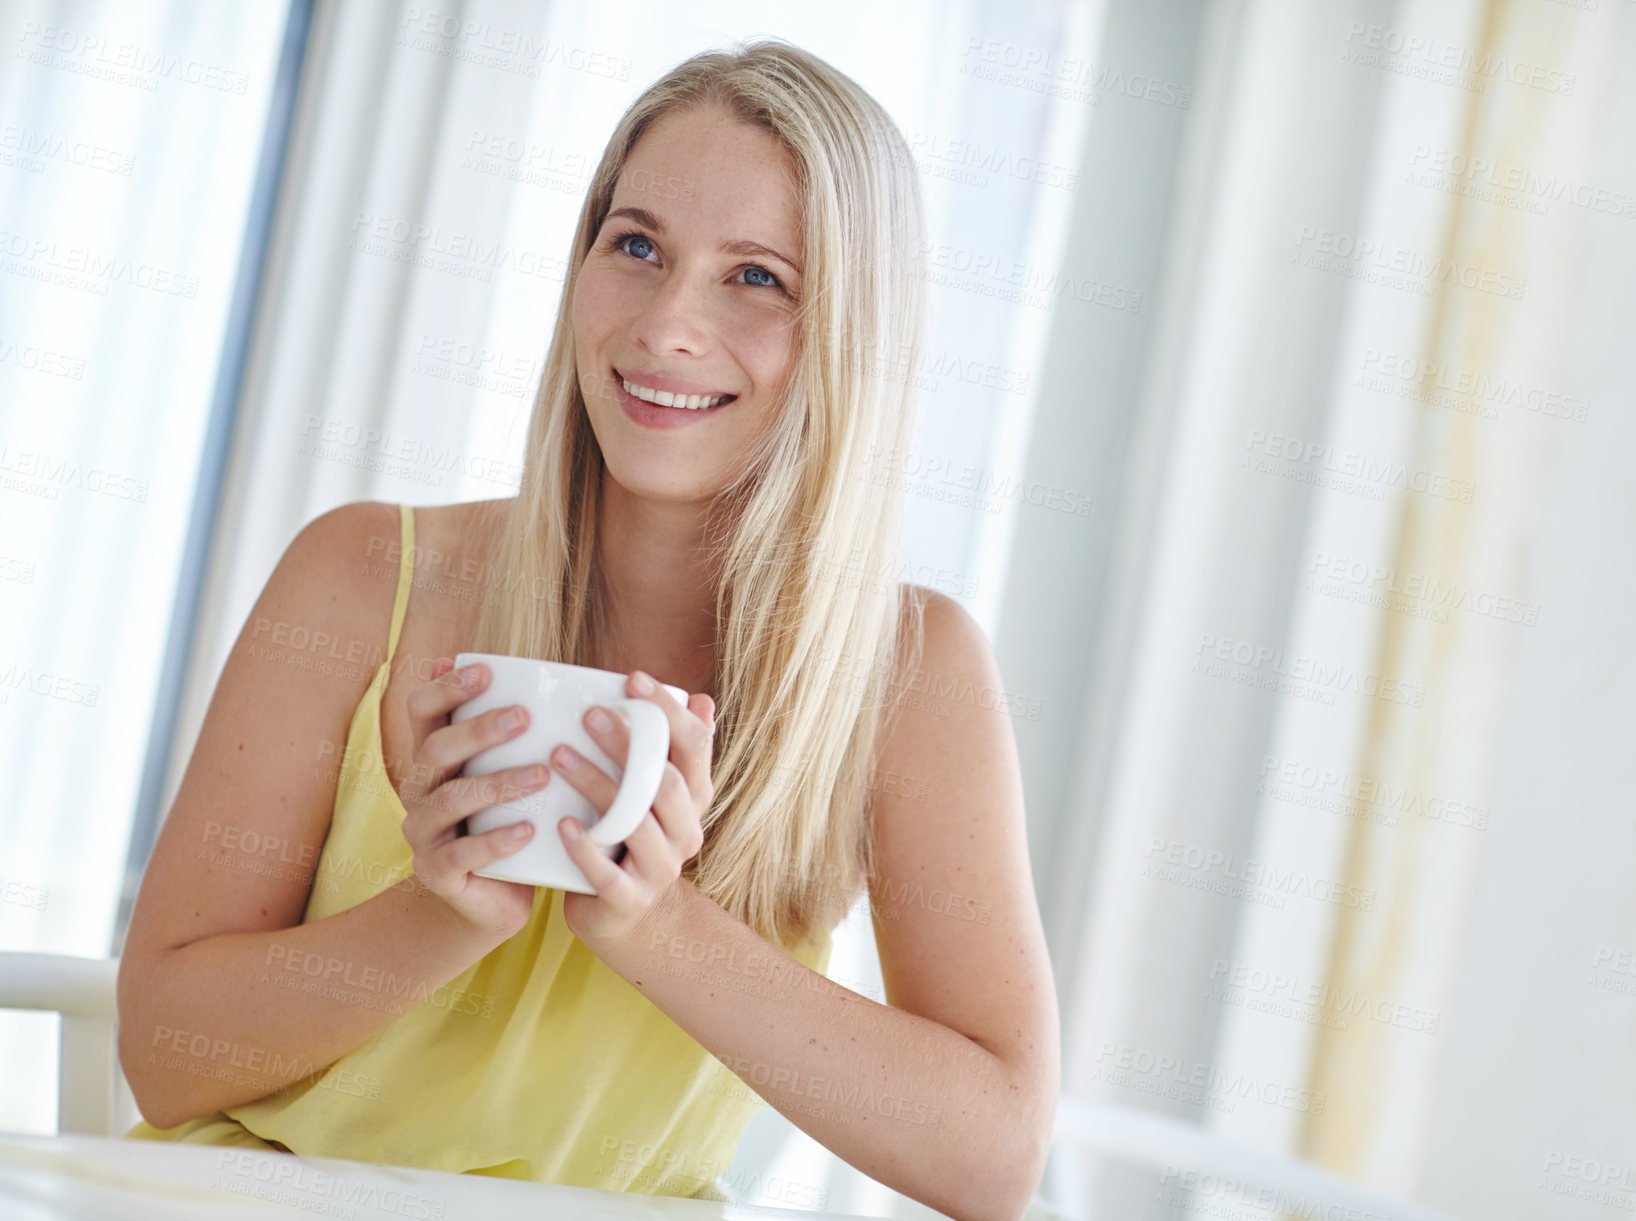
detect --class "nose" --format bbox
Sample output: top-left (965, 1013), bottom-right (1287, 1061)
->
top-left (630, 265), bottom-right (712, 359)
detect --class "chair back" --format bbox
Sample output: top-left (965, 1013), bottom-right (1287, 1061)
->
top-left (0, 952), bottom-right (127, 1135)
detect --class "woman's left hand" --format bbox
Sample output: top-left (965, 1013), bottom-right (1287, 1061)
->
top-left (553, 670), bottom-right (714, 950)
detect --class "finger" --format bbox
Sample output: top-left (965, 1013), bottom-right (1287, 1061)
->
top-left (646, 763), bottom-right (704, 857)
top-left (434, 818), bottom-right (536, 880)
top-left (441, 763), bottom-right (551, 822)
top-left (685, 695), bottom-right (716, 787)
top-left (401, 660), bottom-right (503, 798)
top-left (401, 783), bottom-right (470, 852)
top-left (631, 671), bottom-right (712, 753)
top-left (549, 744), bottom-right (617, 812)
top-left (628, 672), bottom-right (713, 797)
top-left (403, 761), bottom-right (548, 851)
top-left (583, 704), bottom-right (630, 769)
top-left (406, 658), bottom-right (493, 732)
top-left (418, 703), bottom-right (531, 793)
top-left (559, 818), bottom-right (633, 899)
top-left (617, 811), bottom-right (679, 885)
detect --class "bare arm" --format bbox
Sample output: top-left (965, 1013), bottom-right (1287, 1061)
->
top-left (117, 503), bottom-right (546, 1129)
top-left (126, 875), bottom-right (510, 1127)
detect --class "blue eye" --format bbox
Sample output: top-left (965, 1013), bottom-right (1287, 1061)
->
top-left (615, 232), bottom-right (655, 261)
top-left (603, 228), bottom-right (787, 294)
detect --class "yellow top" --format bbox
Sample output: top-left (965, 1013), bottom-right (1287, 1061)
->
top-left (127, 502), bottom-right (832, 1198)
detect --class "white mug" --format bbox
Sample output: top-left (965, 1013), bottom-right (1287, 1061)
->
top-left (452, 653), bottom-right (687, 892)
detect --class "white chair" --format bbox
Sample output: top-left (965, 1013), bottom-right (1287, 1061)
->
top-left (766, 1095), bottom-right (1447, 1219)
top-left (0, 951), bottom-right (129, 1136)
top-left (1037, 1097), bottom-right (1453, 1221)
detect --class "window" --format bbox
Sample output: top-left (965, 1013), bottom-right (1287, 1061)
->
top-left (0, 0), bottom-right (305, 1134)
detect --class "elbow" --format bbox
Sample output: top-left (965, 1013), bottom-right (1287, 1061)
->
top-left (978, 1076), bottom-right (1057, 1221)
top-left (123, 1062), bottom-right (207, 1134)
top-left (974, 1129), bottom-right (1052, 1221)
top-left (118, 1025), bottom-right (185, 1132)
top-left (132, 1095), bottom-right (190, 1134)
top-left (119, 1021), bottom-right (219, 1133)
top-left (962, 1141), bottom-right (1051, 1221)
top-left (1004, 1122), bottom-right (1055, 1221)
top-left (117, 972), bottom-right (164, 1129)
top-left (929, 1082), bottom-right (1055, 1221)
top-left (117, 979), bottom-right (202, 1133)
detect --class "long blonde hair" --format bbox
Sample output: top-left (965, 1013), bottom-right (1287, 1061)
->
top-left (470, 38), bottom-right (927, 951)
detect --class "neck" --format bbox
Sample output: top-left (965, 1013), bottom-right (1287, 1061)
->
top-left (590, 470), bottom-right (721, 696)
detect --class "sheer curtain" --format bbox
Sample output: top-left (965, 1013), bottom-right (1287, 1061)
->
top-left (0, 0), bottom-right (293, 1137)
top-left (1027, 1), bottom-right (1636, 1218)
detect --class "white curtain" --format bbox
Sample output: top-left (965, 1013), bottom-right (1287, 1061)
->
top-left (1026, 1), bottom-right (1636, 1217)
top-left (0, 0), bottom-right (291, 1136)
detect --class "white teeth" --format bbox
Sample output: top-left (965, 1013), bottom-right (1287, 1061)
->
top-left (621, 377), bottom-right (730, 410)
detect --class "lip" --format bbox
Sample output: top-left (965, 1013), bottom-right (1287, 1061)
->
top-left (611, 361), bottom-right (739, 428)
top-left (613, 366), bottom-right (736, 401)
top-left (613, 370), bottom-right (733, 430)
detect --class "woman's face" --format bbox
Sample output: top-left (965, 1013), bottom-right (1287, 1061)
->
top-left (573, 105), bottom-right (804, 505)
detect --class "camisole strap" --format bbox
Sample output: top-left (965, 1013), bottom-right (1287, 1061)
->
top-left (385, 503), bottom-right (414, 663)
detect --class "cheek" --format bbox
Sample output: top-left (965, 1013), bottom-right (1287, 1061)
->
top-left (733, 314), bottom-right (799, 390)
top-left (573, 267), bottom-right (625, 343)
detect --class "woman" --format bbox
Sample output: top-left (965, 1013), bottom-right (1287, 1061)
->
top-left (118, 39), bottom-right (1058, 1220)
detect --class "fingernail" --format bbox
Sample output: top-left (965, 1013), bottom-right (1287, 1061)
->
top-left (501, 707), bottom-right (526, 731)
top-left (631, 671), bottom-right (655, 694)
top-left (561, 818), bottom-right (582, 840)
top-left (511, 822), bottom-right (533, 839)
top-left (586, 707), bottom-right (612, 732)
top-left (553, 746), bottom-right (579, 770)
top-left (462, 664), bottom-right (484, 689)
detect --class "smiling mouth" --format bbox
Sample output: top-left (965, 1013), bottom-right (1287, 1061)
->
top-left (614, 369), bottom-right (737, 411)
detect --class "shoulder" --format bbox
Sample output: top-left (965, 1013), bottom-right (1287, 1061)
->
top-left (262, 501), bottom-right (403, 645)
top-left (894, 583), bottom-right (1001, 699)
top-left (276, 498), bottom-right (512, 648)
top-left (284, 499), bottom-right (400, 574)
top-left (871, 584), bottom-right (1010, 798)
top-left (280, 498), bottom-right (503, 592)
top-left (907, 584), bottom-right (986, 648)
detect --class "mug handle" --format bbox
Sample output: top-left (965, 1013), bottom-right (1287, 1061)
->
top-left (586, 698), bottom-right (670, 846)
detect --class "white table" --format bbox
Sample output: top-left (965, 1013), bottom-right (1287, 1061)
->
top-left (0, 1132), bottom-right (881, 1220)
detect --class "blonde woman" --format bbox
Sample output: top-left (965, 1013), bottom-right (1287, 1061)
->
top-left (118, 39), bottom-right (1059, 1221)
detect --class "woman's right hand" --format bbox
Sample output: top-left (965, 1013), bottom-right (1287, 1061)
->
top-left (398, 657), bottom-right (547, 940)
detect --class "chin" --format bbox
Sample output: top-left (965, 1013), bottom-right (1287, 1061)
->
top-left (600, 456), bottom-right (718, 505)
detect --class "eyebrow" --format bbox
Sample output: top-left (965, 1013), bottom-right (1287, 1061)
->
top-left (604, 205), bottom-right (803, 276)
